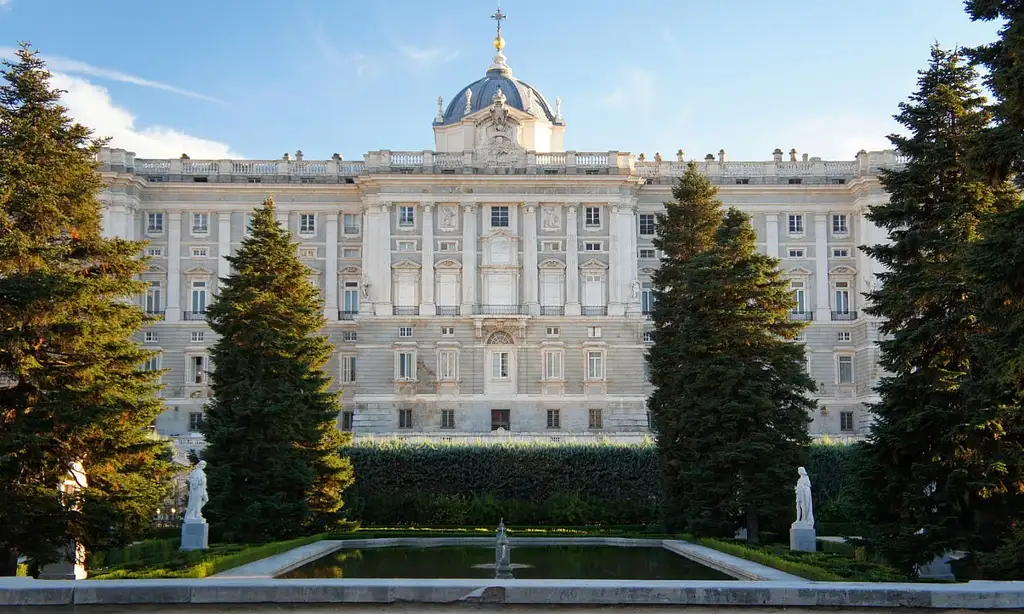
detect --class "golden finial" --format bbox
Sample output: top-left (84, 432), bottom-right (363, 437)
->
top-left (491, 6), bottom-right (507, 50)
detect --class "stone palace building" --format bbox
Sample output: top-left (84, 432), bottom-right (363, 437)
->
top-left (96, 19), bottom-right (899, 447)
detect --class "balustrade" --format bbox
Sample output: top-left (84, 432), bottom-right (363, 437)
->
top-left (182, 160), bottom-right (218, 174)
top-left (790, 311), bottom-right (814, 321)
top-left (539, 306), bottom-right (564, 316)
top-left (435, 306), bottom-right (461, 316)
top-left (831, 311), bottom-right (858, 321)
top-left (473, 304), bottom-right (527, 315)
top-left (582, 306), bottom-right (608, 316)
top-left (393, 306), bottom-right (420, 315)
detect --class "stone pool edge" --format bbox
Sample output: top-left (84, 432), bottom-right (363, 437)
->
top-left (212, 536), bottom-right (801, 581)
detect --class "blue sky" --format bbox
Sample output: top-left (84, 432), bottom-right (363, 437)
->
top-left (0, 0), bottom-right (1002, 161)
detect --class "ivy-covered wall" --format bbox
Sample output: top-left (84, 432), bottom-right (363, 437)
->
top-left (341, 440), bottom-right (862, 529)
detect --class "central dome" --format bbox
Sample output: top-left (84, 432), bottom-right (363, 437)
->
top-left (437, 60), bottom-right (559, 126)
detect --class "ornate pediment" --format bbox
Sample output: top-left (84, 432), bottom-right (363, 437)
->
top-left (434, 258), bottom-right (463, 269)
top-left (579, 258), bottom-right (609, 270)
top-left (184, 265), bottom-right (214, 277)
top-left (538, 258), bottom-right (566, 269)
top-left (639, 267), bottom-right (657, 275)
top-left (340, 265), bottom-right (362, 275)
top-left (391, 259), bottom-right (422, 270)
top-left (829, 265), bottom-right (857, 276)
top-left (787, 266), bottom-right (813, 276)
top-left (483, 229), bottom-right (519, 242)
top-left (143, 264), bottom-right (167, 274)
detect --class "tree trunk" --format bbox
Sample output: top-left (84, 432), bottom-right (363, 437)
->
top-left (0, 547), bottom-right (19, 577)
top-left (746, 511), bottom-right (760, 544)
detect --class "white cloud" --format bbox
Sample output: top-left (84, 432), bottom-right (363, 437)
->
top-left (396, 43), bottom-right (459, 65)
top-left (602, 68), bottom-right (656, 109)
top-left (0, 47), bottom-right (224, 104)
top-left (51, 73), bottom-right (239, 159)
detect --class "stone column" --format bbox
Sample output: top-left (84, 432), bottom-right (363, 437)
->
top-left (621, 204), bottom-right (640, 315)
top-left (608, 204), bottom-right (622, 316)
top-left (564, 203), bottom-right (581, 316)
top-left (523, 202), bottom-right (539, 315)
top-left (814, 214), bottom-right (831, 322)
top-left (377, 203), bottom-right (393, 315)
top-left (359, 204), bottom-right (374, 315)
top-left (765, 213), bottom-right (779, 259)
top-left (324, 212), bottom-right (339, 320)
top-left (217, 212), bottom-right (231, 283)
top-left (420, 203), bottom-right (435, 315)
top-left (165, 212), bottom-right (182, 322)
top-left (461, 204), bottom-right (477, 313)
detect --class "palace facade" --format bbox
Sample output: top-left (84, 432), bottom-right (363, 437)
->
top-left (96, 29), bottom-right (898, 447)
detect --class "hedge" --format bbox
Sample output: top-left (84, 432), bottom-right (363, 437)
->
top-left (341, 440), bottom-right (863, 529)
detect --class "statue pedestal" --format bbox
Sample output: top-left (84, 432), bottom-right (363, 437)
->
top-left (180, 520), bottom-right (209, 551)
top-left (39, 541), bottom-right (87, 579)
top-left (790, 523), bottom-right (817, 552)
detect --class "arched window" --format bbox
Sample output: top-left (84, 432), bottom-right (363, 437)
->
top-left (487, 331), bottom-right (514, 345)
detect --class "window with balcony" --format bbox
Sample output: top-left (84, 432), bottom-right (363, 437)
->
top-left (585, 206), bottom-right (601, 227)
top-left (146, 212), bottom-right (164, 235)
top-left (300, 213), bottom-right (316, 235)
top-left (490, 206), bottom-right (509, 228)
top-left (641, 282), bottom-right (654, 314)
top-left (791, 280), bottom-right (807, 315)
top-left (396, 351), bottom-right (416, 380)
top-left (340, 354), bottom-right (356, 383)
top-left (546, 409), bottom-right (560, 429)
top-left (399, 206), bottom-right (415, 227)
top-left (832, 214), bottom-right (849, 235)
top-left (191, 212), bottom-right (209, 236)
top-left (543, 349), bottom-right (563, 380)
top-left (638, 213), bottom-right (656, 236)
top-left (341, 281), bottom-right (359, 317)
top-left (491, 409), bottom-right (510, 431)
top-left (837, 355), bottom-right (854, 384)
top-left (343, 213), bottom-right (360, 235)
top-left (441, 409), bottom-right (456, 429)
top-left (586, 350), bottom-right (605, 380)
top-left (788, 214), bottom-right (804, 235)
top-left (190, 280), bottom-right (207, 316)
top-left (398, 408), bottom-right (413, 429)
top-left (438, 349), bottom-right (458, 381)
top-left (145, 280), bottom-right (162, 314)
top-left (588, 408), bottom-right (603, 429)
top-left (834, 281), bottom-right (851, 314)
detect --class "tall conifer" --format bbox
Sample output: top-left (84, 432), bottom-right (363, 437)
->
top-left (856, 45), bottom-right (1013, 572)
top-left (201, 198), bottom-right (353, 542)
top-left (648, 164), bottom-right (813, 540)
top-left (0, 44), bottom-right (173, 575)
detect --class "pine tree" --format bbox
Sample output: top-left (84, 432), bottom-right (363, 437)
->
top-left (648, 164), bottom-right (813, 541)
top-left (201, 198), bottom-right (353, 542)
top-left (856, 45), bottom-right (1015, 572)
top-left (0, 44), bottom-right (174, 576)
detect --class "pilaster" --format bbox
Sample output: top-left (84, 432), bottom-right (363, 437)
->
top-left (359, 204), bottom-right (374, 315)
top-left (217, 212), bottom-right (231, 283)
top-left (765, 213), bottom-right (779, 259)
top-left (324, 212), bottom-right (339, 320)
top-left (461, 204), bottom-right (478, 313)
top-left (523, 202), bottom-right (539, 315)
top-left (419, 204), bottom-right (436, 314)
top-left (564, 203), bottom-right (581, 316)
top-left (165, 212), bottom-right (182, 322)
top-left (814, 214), bottom-right (831, 322)
top-left (607, 204), bottom-right (623, 316)
top-left (376, 203), bottom-right (393, 315)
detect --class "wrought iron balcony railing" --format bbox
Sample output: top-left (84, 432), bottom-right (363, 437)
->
top-left (582, 306), bottom-right (608, 316)
top-left (540, 306), bottom-right (564, 316)
top-left (473, 304), bottom-right (527, 315)
top-left (183, 310), bottom-right (206, 321)
top-left (393, 306), bottom-right (420, 316)
top-left (435, 306), bottom-right (461, 316)
top-left (831, 310), bottom-right (858, 321)
top-left (790, 311), bottom-right (814, 321)
top-left (338, 310), bottom-right (358, 320)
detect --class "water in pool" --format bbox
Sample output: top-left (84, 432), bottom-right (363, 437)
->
top-left (279, 545), bottom-right (734, 580)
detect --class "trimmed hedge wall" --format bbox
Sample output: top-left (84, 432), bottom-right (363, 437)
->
top-left (341, 440), bottom-right (862, 528)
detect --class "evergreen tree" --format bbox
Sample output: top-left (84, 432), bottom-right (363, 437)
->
top-left (0, 44), bottom-right (173, 576)
top-left (648, 164), bottom-right (813, 541)
top-left (202, 198), bottom-right (353, 542)
top-left (856, 45), bottom-right (1014, 572)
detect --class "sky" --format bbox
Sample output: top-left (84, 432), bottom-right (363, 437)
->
top-left (0, 0), bottom-right (1004, 162)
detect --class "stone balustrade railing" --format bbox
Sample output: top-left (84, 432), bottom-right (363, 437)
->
top-left (99, 147), bottom-right (905, 185)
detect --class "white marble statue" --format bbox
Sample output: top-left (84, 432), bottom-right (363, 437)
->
top-left (629, 278), bottom-right (642, 302)
top-left (794, 466), bottom-right (814, 527)
top-left (463, 88), bottom-right (472, 116)
top-left (184, 461), bottom-right (208, 522)
top-left (360, 276), bottom-right (372, 300)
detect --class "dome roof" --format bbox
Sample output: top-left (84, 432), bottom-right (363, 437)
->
top-left (437, 64), bottom-right (559, 126)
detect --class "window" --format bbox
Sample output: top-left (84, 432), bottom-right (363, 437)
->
top-left (491, 409), bottom-right (510, 431)
top-left (584, 207), bottom-right (600, 227)
top-left (837, 331), bottom-right (851, 342)
top-left (146, 212), bottom-right (164, 234)
top-left (439, 240), bottom-right (458, 252)
top-left (641, 282), bottom-right (654, 314)
top-left (788, 178), bottom-right (803, 185)
top-left (837, 355), bottom-right (854, 384)
top-left (191, 213), bottom-right (209, 235)
top-left (584, 241), bottom-right (602, 252)
top-left (245, 213), bottom-right (255, 236)
top-left (491, 351), bottom-right (510, 379)
top-left (586, 351), bottom-right (605, 380)
top-left (832, 248), bottom-right (850, 258)
top-left (145, 280), bottom-right (162, 313)
top-left (834, 281), bottom-right (851, 313)
top-left (543, 349), bottom-right (563, 380)
top-left (190, 331), bottom-right (205, 343)
top-left (832, 214), bottom-right (849, 235)
top-left (587, 326), bottom-right (602, 338)
top-left (333, 353), bottom-right (355, 383)
top-left (791, 280), bottom-right (807, 313)
top-left (441, 326), bottom-right (455, 337)
top-left (247, 177), bottom-right (262, 184)
top-left (546, 409), bottom-right (560, 429)
top-left (490, 206), bottom-right (509, 227)
top-left (188, 412), bottom-right (204, 431)
top-left (398, 408), bottom-right (413, 429)
top-left (398, 326), bottom-right (413, 338)
top-left (190, 280), bottom-right (207, 314)
top-left (787, 248), bottom-right (805, 258)
top-left (141, 353), bottom-right (161, 372)
top-left (541, 240), bottom-right (562, 251)
top-left (343, 331), bottom-right (358, 342)
top-left (441, 409), bottom-right (456, 429)
top-left (639, 248), bottom-right (657, 259)
top-left (343, 213), bottom-right (360, 235)
top-left (300, 213), bottom-right (316, 234)
top-left (397, 240), bottom-right (416, 252)
top-left (189, 355), bottom-right (207, 385)
top-left (146, 247), bottom-right (163, 257)
top-left (546, 326), bottom-right (559, 337)
top-left (840, 411), bottom-right (855, 432)
top-left (643, 331), bottom-right (653, 343)
top-left (399, 206), bottom-right (415, 226)
top-left (144, 331), bottom-right (159, 343)
top-left (396, 352), bottom-right (416, 380)
top-left (735, 178), bottom-right (750, 185)
top-left (191, 247), bottom-right (208, 258)
top-left (788, 214), bottom-right (804, 234)
top-left (341, 410), bottom-right (354, 431)
top-left (638, 214), bottom-right (656, 236)
top-left (438, 349), bottom-right (458, 380)
top-left (342, 248), bottom-right (360, 259)
top-left (342, 281), bottom-right (359, 314)
top-left (588, 408), bottom-right (603, 429)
